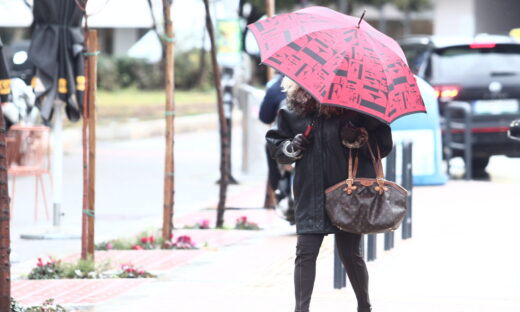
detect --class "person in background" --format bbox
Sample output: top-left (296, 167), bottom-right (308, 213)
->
top-left (259, 74), bottom-right (285, 207)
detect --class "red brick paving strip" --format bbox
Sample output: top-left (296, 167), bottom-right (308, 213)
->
top-left (12, 279), bottom-right (149, 305)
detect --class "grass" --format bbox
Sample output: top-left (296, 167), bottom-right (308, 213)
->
top-left (96, 88), bottom-right (217, 121)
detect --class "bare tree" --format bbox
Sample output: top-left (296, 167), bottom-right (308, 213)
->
top-left (203, 0), bottom-right (230, 228)
top-left (0, 110), bottom-right (10, 311)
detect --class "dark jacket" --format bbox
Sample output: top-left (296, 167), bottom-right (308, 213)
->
top-left (266, 108), bottom-right (393, 234)
top-left (259, 75), bottom-right (285, 124)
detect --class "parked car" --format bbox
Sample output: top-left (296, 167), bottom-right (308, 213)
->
top-left (509, 119), bottom-right (520, 141)
top-left (399, 34), bottom-right (520, 172)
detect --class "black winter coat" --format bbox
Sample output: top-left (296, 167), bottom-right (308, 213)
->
top-left (266, 108), bottom-right (393, 234)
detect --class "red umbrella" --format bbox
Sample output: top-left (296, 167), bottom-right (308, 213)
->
top-left (248, 6), bottom-right (426, 124)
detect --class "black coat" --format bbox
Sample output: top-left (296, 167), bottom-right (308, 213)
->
top-left (266, 108), bottom-right (393, 234)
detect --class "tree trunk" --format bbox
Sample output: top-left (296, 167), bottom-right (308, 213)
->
top-left (203, 0), bottom-right (229, 228)
top-left (0, 109), bottom-right (11, 311)
top-left (338, 0), bottom-right (348, 13)
top-left (86, 30), bottom-right (98, 259)
top-left (162, 0), bottom-right (176, 245)
top-left (378, 5), bottom-right (387, 34)
top-left (265, 0), bottom-right (275, 81)
top-left (81, 28), bottom-right (90, 260)
top-left (403, 8), bottom-right (412, 36)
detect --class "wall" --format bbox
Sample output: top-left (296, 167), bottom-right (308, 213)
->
top-left (434, 0), bottom-right (475, 36)
top-left (112, 29), bottom-right (139, 57)
top-left (475, 0), bottom-right (520, 35)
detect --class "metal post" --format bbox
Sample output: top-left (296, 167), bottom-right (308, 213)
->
top-left (222, 67), bottom-right (238, 184)
top-left (384, 147), bottom-right (396, 250)
top-left (445, 102), bottom-right (472, 180)
top-left (52, 102), bottom-right (63, 227)
top-left (333, 241), bottom-right (347, 289)
top-left (367, 234), bottom-right (377, 261)
top-left (402, 142), bottom-right (413, 240)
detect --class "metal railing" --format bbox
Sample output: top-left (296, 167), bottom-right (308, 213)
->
top-left (334, 142), bottom-right (413, 289)
top-left (444, 101), bottom-right (473, 180)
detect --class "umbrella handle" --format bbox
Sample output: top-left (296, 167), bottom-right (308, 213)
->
top-left (303, 124), bottom-right (314, 137)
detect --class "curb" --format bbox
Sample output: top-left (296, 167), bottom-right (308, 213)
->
top-left (62, 112), bottom-right (243, 150)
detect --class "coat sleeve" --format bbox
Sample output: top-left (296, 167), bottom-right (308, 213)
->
top-left (265, 109), bottom-right (301, 164)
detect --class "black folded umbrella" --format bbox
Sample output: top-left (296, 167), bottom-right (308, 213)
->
top-left (0, 37), bottom-right (10, 103)
top-left (28, 0), bottom-right (85, 122)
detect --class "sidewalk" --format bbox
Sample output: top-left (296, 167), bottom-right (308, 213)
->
top-left (90, 180), bottom-right (520, 312)
top-left (12, 178), bottom-right (519, 312)
top-left (9, 114), bottom-right (520, 311)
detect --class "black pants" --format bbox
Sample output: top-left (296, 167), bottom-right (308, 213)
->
top-left (294, 232), bottom-right (371, 312)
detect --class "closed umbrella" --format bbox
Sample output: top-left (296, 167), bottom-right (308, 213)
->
top-left (0, 37), bottom-right (10, 103)
top-left (248, 6), bottom-right (426, 124)
top-left (28, 0), bottom-right (85, 122)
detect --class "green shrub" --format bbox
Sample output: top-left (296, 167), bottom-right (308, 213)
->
top-left (97, 55), bottom-right (119, 91)
top-left (61, 257), bottom-right (110, 279)
top-left (96, 49), bottom-right (213, 91)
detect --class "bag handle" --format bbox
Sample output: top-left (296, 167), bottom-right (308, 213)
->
top-left (346, 139), bottom-right (387, 194)
top-left (366, 141), bottom-right (385, 180)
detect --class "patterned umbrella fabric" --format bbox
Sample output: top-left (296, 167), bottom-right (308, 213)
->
top-left (28, 0), bottom-right (85, 122)
top-left (0, 37), bottom-right (10, 103)
top-left (248, 6), bottom-right (426, 124)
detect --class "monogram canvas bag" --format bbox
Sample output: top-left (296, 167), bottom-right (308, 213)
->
top-left (325, 143), bottom-right (408, 234)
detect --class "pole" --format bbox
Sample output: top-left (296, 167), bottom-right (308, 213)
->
top-left (162, 0), bottom-right (175, 246)
top-left (204, 0), bottom-right (229, 228)
top-left (0, 110), bottom-right (11, 312)
top-left (52, 102), bottom-right (63, 227)
top-left (265, 0), bottom-right (275, 81)
top-left (81, 41), bottom-right (90, 260)
top-left (86, 30), bottom-right (98, 258)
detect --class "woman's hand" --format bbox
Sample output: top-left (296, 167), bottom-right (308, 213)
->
top-left (292, 133), bottom-right (311, 152)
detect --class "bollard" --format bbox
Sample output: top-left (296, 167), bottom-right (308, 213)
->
top-left (367, 234), bottom-right (377, 261)
top-left (384, 147), bottom-right (397, 250)
top-left (445, 102), bottom-right (473, 180)
top-left (402, 142), bottom-right (413, 239)
top-left (333, 239), bottom-right (347, 289)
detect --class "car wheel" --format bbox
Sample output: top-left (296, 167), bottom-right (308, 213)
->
top-left (470, 156), bottom-right (490, 173)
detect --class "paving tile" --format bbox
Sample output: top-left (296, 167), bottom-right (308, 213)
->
top-left (12, 279), bottom-right (149, 305)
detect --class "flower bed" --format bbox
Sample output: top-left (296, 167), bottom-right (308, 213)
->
top-left (96, 231), bottom-right (198, 251)
top-left (11, 298), bottom-right (66, 312)
top-left (26, 257), bottom-right (155, 280)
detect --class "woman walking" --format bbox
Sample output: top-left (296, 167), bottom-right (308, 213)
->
top-left (266, 78), bottom-right (393, 312)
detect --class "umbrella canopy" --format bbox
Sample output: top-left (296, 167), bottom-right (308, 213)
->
top-left (28, 0), bottom-right (85, 122)
top-left (0, 37), bottom-right (10, 103)
top-left (248, 6), bottom-right (426, 124)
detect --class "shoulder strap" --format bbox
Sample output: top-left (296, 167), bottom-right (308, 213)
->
top-left (348, 149), bottom-right (359, 179)
top-left (367, 141), bottom-right (385, 179)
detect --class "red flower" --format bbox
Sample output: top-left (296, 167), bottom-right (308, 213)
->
top-left (149, 236), bottom-right (155, 244)
top-left (132, 244), bottom-right (144, 250)
top-left (200, 219), bottom-right (210, 229)
top-left (37, 257), bottom-right (43, 267)
top-left (170, 233), bottom-right (174, 240)
top-left (140, 236), bottom-right (149, 244)
top-left (106, 242), bottom-right (113, 250)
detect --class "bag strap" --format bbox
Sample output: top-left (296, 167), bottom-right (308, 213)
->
top-left (348, 148), bottom-right (359, 179)
top-left (367, 141), bottom-right (385, 179)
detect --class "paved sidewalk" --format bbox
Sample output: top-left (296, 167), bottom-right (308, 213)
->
top-left (87, 180), bottom-right (520, 312)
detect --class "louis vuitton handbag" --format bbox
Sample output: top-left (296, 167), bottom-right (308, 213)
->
top-left (325, 143), bottom-right (408, 234)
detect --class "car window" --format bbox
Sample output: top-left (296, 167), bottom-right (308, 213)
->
top-left (401, 44), bottom-right (429, 75)
top-left (430, 44), bottom-right (520, 79)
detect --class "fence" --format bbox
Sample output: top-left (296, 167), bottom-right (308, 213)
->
top-left (334, 142), bottom-right (413, 289)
